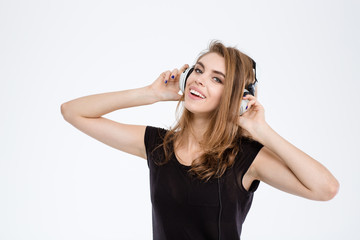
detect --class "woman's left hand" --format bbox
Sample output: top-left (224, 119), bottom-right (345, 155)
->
top-left (238, 95), bottom-right (268, 141)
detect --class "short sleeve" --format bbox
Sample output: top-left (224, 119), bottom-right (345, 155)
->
top-left (234, 138), bottom-right (264, 193)
top-left (144, 126), bottom-right (167, 167)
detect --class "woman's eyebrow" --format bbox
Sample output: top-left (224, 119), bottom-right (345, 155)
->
top-left (197, 61), bottom-right (226, 78)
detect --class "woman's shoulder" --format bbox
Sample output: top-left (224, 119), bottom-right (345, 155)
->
top-left (239, 136), bottom-right (263, 149)
top-left (144, 125), bottom-right (170, 144)
top-left (232, 136), bottom-right (263, 164)
top-left (145, 125), bottom-right (169, 137)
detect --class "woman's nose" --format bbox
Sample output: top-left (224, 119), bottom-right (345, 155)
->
top-left (195, 77), bottom-right (205, 86)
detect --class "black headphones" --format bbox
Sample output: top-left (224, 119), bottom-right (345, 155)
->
top-left (179, 59), bottom-right (258, 115)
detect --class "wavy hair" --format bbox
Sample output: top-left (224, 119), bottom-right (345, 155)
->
top-left (155, 40), bottom-right (256, 182)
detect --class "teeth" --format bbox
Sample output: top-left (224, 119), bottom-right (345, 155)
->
top-left (190, 89), bottom-right (205, 99)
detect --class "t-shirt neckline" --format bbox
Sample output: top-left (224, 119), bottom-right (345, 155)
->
top-left (173, 153), bottom-right (192, 170)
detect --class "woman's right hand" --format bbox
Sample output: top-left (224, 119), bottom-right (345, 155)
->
top-left (149, 64), bottom-right (189, 101)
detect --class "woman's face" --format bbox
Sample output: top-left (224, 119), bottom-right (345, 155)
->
top-left (184, 52), bottom-right (226, 116)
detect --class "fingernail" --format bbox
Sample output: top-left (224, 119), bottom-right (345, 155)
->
top-left (171, 75), bottom-right (174, 79)
top-left (246, 106), bottom-right (248, 110)
top-left (165, 80), bottom-right (168, 84)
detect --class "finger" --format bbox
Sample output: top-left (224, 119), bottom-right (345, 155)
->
top-left (243, 94), bottom-right (256, 100)
top-left (164, 70), bottom-right (172, 84)
top-left (179, 64), bottom-right (189, 73)
top-left (158, 71), bottom-right (166, 82)
top-left (170, 68), bottom-right (178, 81)
top-left (244, 98), bottom-right (257, 111)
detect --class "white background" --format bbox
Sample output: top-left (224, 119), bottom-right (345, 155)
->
top-left (1, 0), bottom-right (359, 239)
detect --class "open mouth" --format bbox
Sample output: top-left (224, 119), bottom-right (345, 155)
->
top-left (189, 89), bottom-right (206, 99)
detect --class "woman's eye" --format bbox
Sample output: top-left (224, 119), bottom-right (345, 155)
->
top-left (194, 68), bottom-right (222, 83)
top-left (195, 68), bottom-right (203, 74)
top-left (213, 77), bottom-right (222, 84)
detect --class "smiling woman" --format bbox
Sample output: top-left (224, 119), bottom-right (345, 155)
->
top-left (184, 53), bottom-right (226, 115)
top-left (61, 40), bottom-right (339, 240)
top-left (161, 45), bottom-right (256, 182)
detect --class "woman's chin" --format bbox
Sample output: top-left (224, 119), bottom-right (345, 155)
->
top-left (184, 105), bottom-right (214, 118)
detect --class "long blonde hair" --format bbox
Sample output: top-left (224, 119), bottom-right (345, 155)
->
top-left (156, 40), bottom-right (256, 182)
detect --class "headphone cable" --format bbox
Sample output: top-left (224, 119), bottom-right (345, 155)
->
top-left (217, 162), bottom-right (222, 240)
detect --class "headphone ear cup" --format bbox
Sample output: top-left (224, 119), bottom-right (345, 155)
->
top-left (179, 67), bottom-right (194, 93)
top-left (247, 83), bottom-right (256, 96)
top-left (240, 89), bottom-right (251, 115)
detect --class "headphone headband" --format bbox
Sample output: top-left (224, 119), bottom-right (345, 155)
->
top-left (251, 59), bottom-right (258, 84)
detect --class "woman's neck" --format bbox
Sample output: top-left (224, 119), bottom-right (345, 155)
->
top-left (179, 115), bottom-right (211, 151)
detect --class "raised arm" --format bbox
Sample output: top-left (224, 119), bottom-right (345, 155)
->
top-left (239, 95), bottom-right (339, 201)
top-left (61, 65), bottom-right (188, 159)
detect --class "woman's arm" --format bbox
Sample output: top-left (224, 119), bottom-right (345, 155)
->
top-left (61, 65), bottom-right (188, 159)
top-left (61, 87), bottom-right (159, 119)
top-left (239, 95), bottom-right (339, 201)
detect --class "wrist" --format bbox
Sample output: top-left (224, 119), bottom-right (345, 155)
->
top-left (252, 122), bottom-right (273, 143)
top-left (144, 85), bottom-right (162, 103)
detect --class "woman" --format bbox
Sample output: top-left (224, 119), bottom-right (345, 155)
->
top-left (61, 41), bottom-right (339, 240)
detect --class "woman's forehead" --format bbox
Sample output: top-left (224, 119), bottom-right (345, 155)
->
top-left (197, 52), bottom-right (226, 74)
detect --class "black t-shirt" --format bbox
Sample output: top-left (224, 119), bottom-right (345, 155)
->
top-left (144, 126), bottom-right (263, 240)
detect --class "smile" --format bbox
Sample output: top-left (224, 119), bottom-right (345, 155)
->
top-left (190, 89), bottom-right (206, 99)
